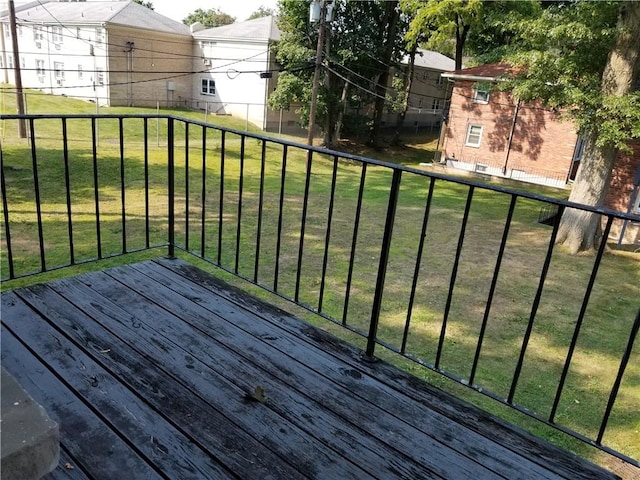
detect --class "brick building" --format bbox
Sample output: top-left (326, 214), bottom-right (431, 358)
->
top-left (441, 63), bottom-right (640, 217)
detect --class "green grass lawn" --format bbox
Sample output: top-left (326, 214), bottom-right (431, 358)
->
top-left (1, 87), bottom-right (639, 470)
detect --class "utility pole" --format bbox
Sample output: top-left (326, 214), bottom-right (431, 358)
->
top-left (9, 0), bottom-right (26, 138)
top-left (306, 0), bottom-right (327, 146)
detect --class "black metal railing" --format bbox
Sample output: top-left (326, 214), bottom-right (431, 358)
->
top-left (1, 114), bottom-right (639, 466)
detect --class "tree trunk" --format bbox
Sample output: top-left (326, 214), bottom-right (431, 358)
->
top-left (454, 15), bottom-right (470, 71)
top-left (334, 79), bottom-right (349, 142)
top-left (556, 133), bottom-right (614, 253)
top-left (557, 2), bottom-right (640, 253)
top-left (368, 0), bottom-right (399, 148)
top-left (391, 46), bottom-right (417, 147)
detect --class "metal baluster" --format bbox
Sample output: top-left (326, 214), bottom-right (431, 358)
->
top-left (61, 118), bottom-right (74, 265)
top-left (1, 148), bottom-right (15, 279)
top-left (365, 169), bottom-right (402, 361)
top-left (435, 186), bottom-right (475, 369)
top-left (342, 163), bottom-right (367, 326)
top-left (254, 140), bottom-right (266, 283)
top-left (274, 145), bottom-right (287, 291)
top-left (508, 204), bottom-right (565, 403)
top-left (401, 177), bottom-right (436, 354)
top-left (29, 118), bottom-right (46, 272)
top-left (91, 117), bottom-right (102, 259)
top-left (235, 135), bottom-right (245, 274)
top-left (469, 194), bottom-right (517, 385)
top-left (550, 215), bottom-right (614, 422)
top-left (295, 150), bottom-right (313, 302)
top-left (318, 155), bottom-right (339, 313)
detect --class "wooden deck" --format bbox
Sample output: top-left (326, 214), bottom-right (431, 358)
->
top-left (1, 258), bottom-right (618, 480)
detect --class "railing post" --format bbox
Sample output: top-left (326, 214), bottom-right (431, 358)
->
top-left (364, 169), bottom-right (402, 361)
top-left (167, 117), bottom-right (175, 258)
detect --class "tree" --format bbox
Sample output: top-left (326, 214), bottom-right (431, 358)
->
top-left (504, 1), bottom-right (640, 253)
top-left (270, 0), bottom-right (408, 147)
top-left (405, 0), bottom-right (482, 71)
top-left (247, 5), bottom-right (276, 20)
top-left (132, 0), bottom-right (153, 9)
top-left (404, 0), bottom-right (540, 69)
top-left (183, 8), bottom-right (235, 28)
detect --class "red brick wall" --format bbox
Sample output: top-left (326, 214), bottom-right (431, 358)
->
top-left (607, 141), bottom-right (640, 213)
top-left (443, 81), bottom-right (578, 181)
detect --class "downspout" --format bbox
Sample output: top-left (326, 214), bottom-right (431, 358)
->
top-left (502, 98), bottom-right (520, 174)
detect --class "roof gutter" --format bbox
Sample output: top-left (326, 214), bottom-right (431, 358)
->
top-left (441, 73), bottom-right (501, 82)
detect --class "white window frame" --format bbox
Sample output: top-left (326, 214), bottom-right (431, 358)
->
top-left (78, 65), bottom-right (83, 79)
top-left (36, 59), bottom-right (45, 82)
top-left (33, 26), bottom-right (44, 44)
top-left (437, 75), bottom-right (445, 86)
top-left (431, 98), bottom-right (442, 111)
top-left (7, 56), bottom-right (13, 69)
top-left (465, 124), bottom-right (483, 147)
top-left (473, 86), bottom-right (490, 104)
top-left (96, 67), bottom-right (104, 85)
top-left (201, 78), bottom-right (216, 96)
top-left (54, 62), bottom-right (64, 86)
top-left (95, 27), bottom-right (105, 44)
top-left (52, 26), bottom-right (63, 45)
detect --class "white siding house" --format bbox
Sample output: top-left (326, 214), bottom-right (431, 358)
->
top-left (191, 16), bottom-right (288, 131)
top-left (1, 0), bottom-right (193, 107)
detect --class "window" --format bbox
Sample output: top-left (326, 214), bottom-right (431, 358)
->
top-left (36, 59), bottom-right (45, 81)
top-left (0, 57), bottom-right (3, 68)
top-left (7, 56), bottom-right (13, 69)
top-left (78, 65), bottom-right (83, 79)
top-left (201, 78), bottom-right (216, 95)
top-left (437, 75), bottom-right (445, 86)
top-left (95, 27), bottom-right (105, 44)
top-left (473, 85), bottom-right (490, 103)
top-left (431, 98), bottom-right (442, 111)
top-left (21, 57), bottom-right (25, 69)
top-left (18, 25), bottom-right (23, 37)
top-left (77, 27), bottom-right (81, 39)
top-left (33, 26), bottom-right (44, 46)
top-left (4, 25), bottom-right (10, 38)
top-left (54, 62), bottom-right (64, 85)
top-left (96, 67), bottom-right (104, 85)
top-left (52, 26), bottom-right (63, 45)
top-left (465, 124), bottom-right (483, 147)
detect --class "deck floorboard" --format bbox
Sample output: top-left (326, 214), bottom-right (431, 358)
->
top-left (0, 258), bottom-right (618, 480)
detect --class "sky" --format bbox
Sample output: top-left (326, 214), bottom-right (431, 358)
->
top-left (152, 0), bottom-right (279, 24)
top-left (10, 0), bottom-right (279, 24)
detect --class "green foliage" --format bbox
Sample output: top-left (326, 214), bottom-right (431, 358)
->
top-left (271, 0), bottom-right (410, 136)
top-left (503, 1), bottom-right (638, 150)
top-left (247, 5), bottom-right (277, 21)
top-left (403, 0), bottom-right (483, 67)
top-left (132, 0), bottom-right (154, 9)
top-left (182, 8), bottom-right (235, 28)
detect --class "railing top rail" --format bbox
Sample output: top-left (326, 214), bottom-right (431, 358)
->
top-left (2, 113), bottom-right (639, 222)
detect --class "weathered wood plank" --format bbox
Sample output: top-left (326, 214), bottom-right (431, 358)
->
top-left (3, 290), bottom-right (238, 480)
top-left (154, 257), bottom-right (620, 480)
top-left (86, 268), bottom-right (447, 480)
top-left (0, 302), bottom-right (163, 480)
top-left (46, 273), bottom-right (380, 480)
top-left (111, 261), bottom-right (528, 479)
top-left (12, 283), bottom-right (312, 480)
top-left (43, 446), bottom-right (92, 480)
